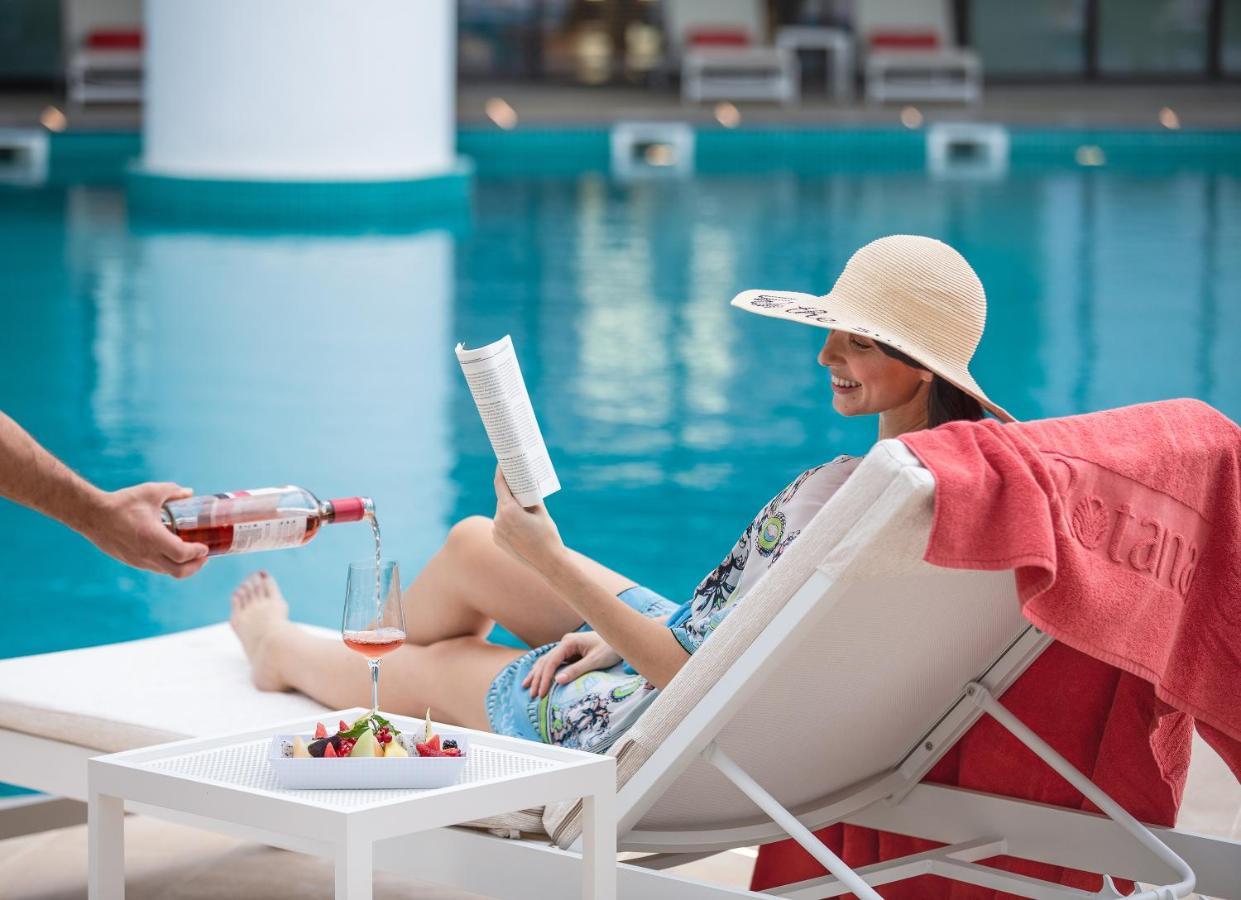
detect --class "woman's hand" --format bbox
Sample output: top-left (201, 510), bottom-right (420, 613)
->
top-left (522, 631), bottom-right (623, 698)
top-left (491, 466), bottom-right (566, 574)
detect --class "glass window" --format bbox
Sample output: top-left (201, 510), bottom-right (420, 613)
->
top-left (0, 0), bottom-right (62, 80)
top-left (1223, 0), bottom-right (1241, 75)
top-left (1098, 0), bottom-right (1209, 76)
top-left (970, 0), bottom-right (1087, 76)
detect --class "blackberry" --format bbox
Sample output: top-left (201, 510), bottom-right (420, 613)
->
top-left (442, 739), bottom-right (459, 750)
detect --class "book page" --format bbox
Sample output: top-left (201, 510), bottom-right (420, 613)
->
top-left (455, 336), bottom-right (561, 507)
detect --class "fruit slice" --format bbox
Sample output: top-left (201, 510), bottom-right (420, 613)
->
top-left (307, 738), bottom-right (328, 758)
top-left (443, 747), bottom-right (462, 757)
top-left (349, 730), bottom-right (380, 758)
top-left (314, 722), bottom-right (328, 740)
top-left (424, 707), bottom-right (434, 742)
top-left (415, 734), bottom-right (444, 757)
top-left (324, 742), bottom-right (338, 758)
top-left (293, 737), bottom-right (311, 759)
top-left (338, 720), bottom-right (349, 734)
top-left (384, 741), bottom-right (409, 758)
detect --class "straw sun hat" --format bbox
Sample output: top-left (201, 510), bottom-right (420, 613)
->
top-left (731, 234), bottom-right (1014, 423)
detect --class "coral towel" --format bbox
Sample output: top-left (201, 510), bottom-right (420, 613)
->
top-left (752, 399), bottom-right (1241, 898)
top-left (902, 399), bottom-right (1241, 759)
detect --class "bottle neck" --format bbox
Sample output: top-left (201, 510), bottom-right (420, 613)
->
top-left (324, 497), bottom-right (374, 524)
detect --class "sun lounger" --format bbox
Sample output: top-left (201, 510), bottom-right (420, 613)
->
top-left (1, 440), bottom-right (1238, 897)
top-left (856, 0), bottom-right (982, 105)
top-left (664, 0), bottom-right (799, 105)
top-left (67, 29), bottom-right (144, 106)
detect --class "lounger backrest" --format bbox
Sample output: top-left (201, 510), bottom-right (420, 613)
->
top-left (662, 0), bottom-right (767, 52)
top-left (545, 440), bottom-right (1027, 847)
top-left (854, 0), bottom-right (956, 47)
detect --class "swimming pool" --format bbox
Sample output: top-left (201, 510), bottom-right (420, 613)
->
top-left (1, 129), bottom-right (1238, 673)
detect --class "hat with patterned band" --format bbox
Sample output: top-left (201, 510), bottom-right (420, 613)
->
top-left (731, 234), bottom-right (1015, 423)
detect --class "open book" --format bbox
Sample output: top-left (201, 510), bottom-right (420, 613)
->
top-left (455, 336), bottom-right (561, 507)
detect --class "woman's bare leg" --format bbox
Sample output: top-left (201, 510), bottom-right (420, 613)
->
top-left (230, 573), bottom-right (521, 730)
top-left (401, 515), bottom-right (637, 648)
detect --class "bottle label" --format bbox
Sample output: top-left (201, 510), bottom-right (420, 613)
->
top-left (231, 517), bottom-right (307, 553)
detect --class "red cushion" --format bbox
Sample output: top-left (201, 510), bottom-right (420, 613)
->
top-left (86, 29), bottom-right (143, 50)
top-left (869, 30), bottom-right (940, 50)
top-left (686, 28), bottom-right (750, 48)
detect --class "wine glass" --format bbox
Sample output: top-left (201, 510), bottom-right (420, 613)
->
top-left (341, 560), bottom-right (406, 716)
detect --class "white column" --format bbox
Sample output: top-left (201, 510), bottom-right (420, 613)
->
top-left (142, 0), bottom-right (455, 181)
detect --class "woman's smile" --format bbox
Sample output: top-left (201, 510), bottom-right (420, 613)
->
top-left (831, 373), bottom-right (861, 394)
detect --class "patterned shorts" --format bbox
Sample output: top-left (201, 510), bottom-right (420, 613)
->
top-left (485, 585), bottom-right (677, 748)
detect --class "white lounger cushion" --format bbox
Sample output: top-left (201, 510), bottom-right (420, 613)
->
top-left (0, 624), bottom-right (334, 753)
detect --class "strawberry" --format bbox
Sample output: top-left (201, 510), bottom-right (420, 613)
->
top-left (443, 747), bottom-right (462, 757)
top-left (314, 722), bottom-right (327, 740)
top-left (339, 720), bottom-right (349, 734)
top-left (324, 742), bottom-right (338, 758)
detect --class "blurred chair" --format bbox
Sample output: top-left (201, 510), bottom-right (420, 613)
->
top-left (856, 0), bottom-right (982, 104)
top-left (664, 0), bottom-right (799, 105)
top-left (67, 29), bottom-right (144, 106)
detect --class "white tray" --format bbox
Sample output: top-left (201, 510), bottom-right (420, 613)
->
top-left (267, 731), bottom-right (469, 790)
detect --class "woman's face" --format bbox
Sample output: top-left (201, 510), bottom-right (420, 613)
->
top-left (817, 330), bottom-right (932, 419)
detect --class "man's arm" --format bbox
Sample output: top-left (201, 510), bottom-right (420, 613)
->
top-left (0, 411), bottom-right (209, 578)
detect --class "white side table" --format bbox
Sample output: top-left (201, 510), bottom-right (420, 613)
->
top-left (775, 26), bottom-right (854, 101)
top-left (87, 708), bottom-right (616, 899)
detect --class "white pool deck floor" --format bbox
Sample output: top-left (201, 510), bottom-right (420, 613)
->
top-left (0, 732), bottom-right (1236, 899)
top-left (1, 82), bottom-right (1241, 130)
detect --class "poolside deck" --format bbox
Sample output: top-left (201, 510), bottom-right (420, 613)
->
top-left (1, 82), bottom-right (1240, 131)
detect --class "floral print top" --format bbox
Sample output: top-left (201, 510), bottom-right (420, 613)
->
top-left (666, 454), bottom-right (862, 654)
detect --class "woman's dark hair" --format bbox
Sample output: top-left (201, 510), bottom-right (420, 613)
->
top-left (875, 342), bottom-right (985, 428)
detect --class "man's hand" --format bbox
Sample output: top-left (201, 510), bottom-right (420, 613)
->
top-left (82, 483), bottom-right (210, 578)
top-left (522, 631), bottom-right (623, 698)
top-left (491, 466), bottom-right (566, 574)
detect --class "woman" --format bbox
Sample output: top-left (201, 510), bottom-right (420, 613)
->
top-left (230, 234), bottom-right (1013, 751)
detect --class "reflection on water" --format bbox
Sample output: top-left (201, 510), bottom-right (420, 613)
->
top-left (0, 162), bottom-right (1238, 659)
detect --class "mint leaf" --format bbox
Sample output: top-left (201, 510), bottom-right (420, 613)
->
top-left (338, 713), bottom-right (400, 740)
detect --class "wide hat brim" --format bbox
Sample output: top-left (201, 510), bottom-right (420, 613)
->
top-left (731, 288), bottom-right (1015, 424)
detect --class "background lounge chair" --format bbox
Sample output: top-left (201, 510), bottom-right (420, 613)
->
top-left (67, 29), bottom-right (144, 106)
top-left (664, 0), bottom-right (799, 106)
top-left (855, 0), bottom-right (982, 105)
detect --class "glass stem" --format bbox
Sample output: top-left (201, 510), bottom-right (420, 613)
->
top-left (369, 659), bottom-right (380, 714)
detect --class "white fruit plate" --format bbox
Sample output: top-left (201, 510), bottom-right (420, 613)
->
top-left (267, 731), bottom-right (469, 790)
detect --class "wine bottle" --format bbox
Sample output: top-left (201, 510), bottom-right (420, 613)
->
top-left (161, 486), bottom-right (374, 557)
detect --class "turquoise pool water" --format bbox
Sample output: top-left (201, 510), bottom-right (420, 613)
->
top-left (1, 131), bottom-right (1239, 674)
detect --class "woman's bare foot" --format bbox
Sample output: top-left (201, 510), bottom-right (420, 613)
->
top-left (230, 571), bottom-right (293, 691)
